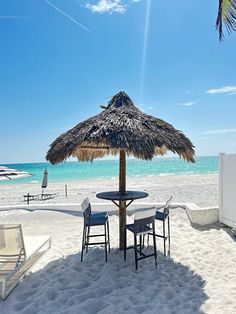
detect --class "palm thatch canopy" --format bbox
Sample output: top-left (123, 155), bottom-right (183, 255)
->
top-left (46, 91), bottom-right (195, 164)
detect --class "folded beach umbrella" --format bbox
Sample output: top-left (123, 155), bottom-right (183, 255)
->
top-left (46, 91), bottom-right (195, 247)
top-left (0, 166), bottom-right (32, 181)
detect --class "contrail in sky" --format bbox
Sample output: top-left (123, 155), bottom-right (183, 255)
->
top-left (140, 0), bottom-right (152, 104)
top-left (44, 0), bottom-right (91, 33)
top-left (0, 15), bottom-right (27, 19)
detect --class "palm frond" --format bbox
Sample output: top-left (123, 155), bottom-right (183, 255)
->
top-left (216, 0), bottom-right (236, 41)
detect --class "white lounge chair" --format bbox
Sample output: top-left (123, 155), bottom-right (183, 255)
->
top-left (0, 224), bottom-right (51, 300)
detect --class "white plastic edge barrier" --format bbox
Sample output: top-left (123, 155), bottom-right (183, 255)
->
top-left (219, 153), bottom-right (236, 228)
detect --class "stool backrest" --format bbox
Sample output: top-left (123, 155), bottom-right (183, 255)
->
top-left (81, 197), bottom-right (91, 222)
top-left (164, 196), bottom-right (173, 215)
top-left (134, 208), bottom-right (156, 226)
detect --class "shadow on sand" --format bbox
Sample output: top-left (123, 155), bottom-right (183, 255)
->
top-left (3, 247), bottom-right (208, 314)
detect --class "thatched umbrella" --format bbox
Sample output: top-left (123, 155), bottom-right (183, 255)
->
top-left (46, 91), bottom-right (195, 248)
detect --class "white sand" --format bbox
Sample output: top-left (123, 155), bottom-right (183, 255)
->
top-left (0, 173), bottom-right (218, 207)
top-left (1, 173), bottom-right (236, 313)
top-left (0, 207), bottom-right (235, 313)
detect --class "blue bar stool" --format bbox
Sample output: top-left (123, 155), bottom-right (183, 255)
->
top-left (124, 208), bottom-right (157, 270)
top-left (81, 198), bottom-right (110, 262)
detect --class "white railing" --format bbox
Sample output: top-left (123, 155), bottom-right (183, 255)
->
top-left (0, 202), bottom-right (218, 226)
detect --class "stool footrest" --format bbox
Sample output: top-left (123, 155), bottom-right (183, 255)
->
top-left (88, 234), bottom-right (106, 238)
top-left (85, 241), bottom-right (108, 246)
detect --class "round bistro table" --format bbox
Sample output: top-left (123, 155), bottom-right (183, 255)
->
top-left (96, 190), bottom-right (149, 249)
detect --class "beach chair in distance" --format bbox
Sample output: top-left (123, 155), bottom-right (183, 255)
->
top-left (154, 195), bottom-right (173, 257)
top-left (23, 169), bottom-right (58, 204)
top-left (81, 198), bottom-right (110, 262)
top-left (23, 192), bottom-right (59, 204)
top-left (0, 224), bottom-right (51, 300)
top-left (124, 208), bottom-right (157, 270)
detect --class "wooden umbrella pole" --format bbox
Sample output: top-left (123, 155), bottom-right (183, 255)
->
top-left (119, 149), bottom-right (126, 192)
top-left (119, 149), bottom-right (126, 249)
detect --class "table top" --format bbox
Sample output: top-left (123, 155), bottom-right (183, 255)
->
top-left (96, 190), bottom-right (149, 201)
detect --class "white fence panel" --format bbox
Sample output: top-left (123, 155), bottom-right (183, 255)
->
top-left (219, 153), bottom-right (236, 228)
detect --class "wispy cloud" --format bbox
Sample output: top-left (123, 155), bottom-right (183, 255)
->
top-left (44, 0), bottom-right (91, 32)
top-left (201, 128), bottom-right (236, 135)
top-left (179, 101), bottom-right (195, 107)
top-left (206, 86), bottom-right (236, 95)
top-left (0, 14), bottom-right (27, 19)
top-left (85, 0), bottom-right (126, 14)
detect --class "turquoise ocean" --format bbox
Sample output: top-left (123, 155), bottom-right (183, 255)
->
top-left (0, 156), bottom-right (218, 185)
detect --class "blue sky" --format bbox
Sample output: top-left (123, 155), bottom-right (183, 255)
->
top-left (0, 0), bottom-right (236, 163)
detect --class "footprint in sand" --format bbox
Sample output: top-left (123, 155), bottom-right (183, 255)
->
top-left (16, 290), bottom-right (35, 302)
top-left (14, 301), bottom-right (28, 311)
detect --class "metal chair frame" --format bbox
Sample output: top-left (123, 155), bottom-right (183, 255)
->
top-left (124, 209), bottom-right (157, 270)
top-left (81, 198), bottom-right (110, 262)
top-left (0, 224), bottom-right (51, 300)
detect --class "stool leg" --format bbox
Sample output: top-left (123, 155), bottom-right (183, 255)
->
top-left (86, 226), bottom-right (90, 253)
top-left (104, 223), bottom-right (107, 262)
top-left (139, 235), bottom-right (142, 253)
top-left (163, 220), bottom-right (166, 257)
top-left (81, 224), bottom-right (86, 262)
top-left (134, 234), bottom-right (138, 270)
top-left (153, 224), bottom-right (157, 268)
top-left (107, 220), bottom-right (110, 252)
top-left (168, 216), bottom-right (170, 257)
top-left (124, 228), bottom-right (127, 261)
